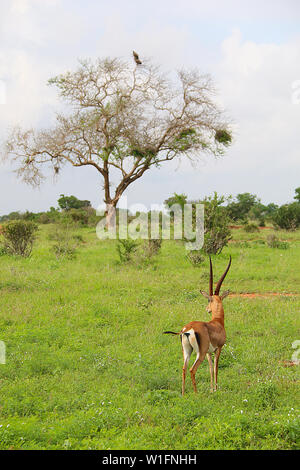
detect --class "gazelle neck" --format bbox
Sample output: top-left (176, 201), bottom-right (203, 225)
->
top-left (211, 297), bottom-right (225, 326)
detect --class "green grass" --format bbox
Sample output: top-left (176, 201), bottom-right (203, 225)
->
top-left (0, 224), bottom-right (299, 449)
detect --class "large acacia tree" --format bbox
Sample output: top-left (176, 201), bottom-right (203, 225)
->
top-left (4, 57), bottom-right (232, 225)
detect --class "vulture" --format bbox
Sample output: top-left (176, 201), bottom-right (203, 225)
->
top-left (133, 50), bottom-right (142, 65)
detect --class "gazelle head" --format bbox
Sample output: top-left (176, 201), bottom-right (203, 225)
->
top-left (200, 256), bottom-right (232, 313)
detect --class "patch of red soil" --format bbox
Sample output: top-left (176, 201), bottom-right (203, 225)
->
top-left (280, 360), bottom-right (300, 367)
top-left (229, 225), bottom-right (272, 230)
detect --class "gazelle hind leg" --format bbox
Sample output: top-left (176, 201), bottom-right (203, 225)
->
top-left (181, 335), bottom-right (192, 396)
top-left (190, 351), bottom-right (207, 393)
top-left (188, 330), bottom-right (209, 393)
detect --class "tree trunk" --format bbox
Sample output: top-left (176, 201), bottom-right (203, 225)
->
top-left (105, 200), bottom-right (117, 230)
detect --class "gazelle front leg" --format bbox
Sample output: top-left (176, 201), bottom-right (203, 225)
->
top-left (213, 347), bottom-right (222, 391)
top-left (207, 353), bottom-right (214, 392)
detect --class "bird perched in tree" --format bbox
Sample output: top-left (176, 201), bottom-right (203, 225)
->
top-left (132, 51), bottom-right (142, 65)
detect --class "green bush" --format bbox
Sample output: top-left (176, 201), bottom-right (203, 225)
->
top-left (142, 239), bottom-right (162, 258)
top-left (272, 203), bottom-right (300, 230)
top-left (37, 213), bottom-right (51, 224)
top-left (2, 220), bottom-right (38, 257)
top-left (0, 245), bottom-right (8, 256)
top-left (243, 222), bottom-right (260, 233)
top-left (186, 250), bottom-right (205, 267)
top-left (49, 225), bottom-right (78, 259)
top-left (202, 193), bottom-right (232, 255)
top-left (68, 209), bottom-right (89, 226)
top-left (60, 207), bottom-right (98, 227)
top-left (116, 238), bottom-right (138, 263)
top-left (266, 234), bottom-right (289, 249)
top-left (226, 192), bottom-right (260, 222)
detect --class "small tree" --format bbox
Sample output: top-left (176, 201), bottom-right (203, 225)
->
top-left (164, 193), bottom-right (188, 227)
top-left (116, 238), bottom-right (138, 263)
top-left (2, 220), bottom-right (38, 257)
top-left (272, 203), bottom-right (300, 230)
top-left (294, 187), bottom-right (300, 203)
top-left (3, 58), bottom-right (231, 227)
top-left (227, 193), bottom-right (260, 222)
top-left (67, 209), bottom-right (89, 226)
top-left (50, 225), bottom-right (78, 259)
top-left (58, 194), bottom-right (91, 211)
top-left (164, 193), bottom-right (188, 212)
top-left (202, 192), bottom-right (231, 254)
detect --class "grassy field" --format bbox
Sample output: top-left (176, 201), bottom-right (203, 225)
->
top-left (0, 224), bottom-right (299, 450)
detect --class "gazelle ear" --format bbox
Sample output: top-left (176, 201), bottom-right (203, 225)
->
top-left (220, 290), bottom-right (230, 300)
top-left (200, 290), bottom-right (211, 300)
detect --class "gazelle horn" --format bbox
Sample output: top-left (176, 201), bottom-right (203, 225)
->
top-left (214, 256), bottom-right (232, 295)
top-left (209, 256), bottom-right (213, 296)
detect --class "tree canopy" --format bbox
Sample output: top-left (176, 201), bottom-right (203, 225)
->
top-left (3, 57), bottom-right (232, 221)
top-left (58, 194), bottom-right (91, 211)
top-left (294, 187), bottom-right (300, 203)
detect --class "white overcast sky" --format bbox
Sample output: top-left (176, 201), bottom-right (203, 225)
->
top-left (0, 0), bottom-right (300, 214)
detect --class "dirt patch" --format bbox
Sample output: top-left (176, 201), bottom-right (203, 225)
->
top-left (229, 225), bottom-right (272, 230)
top-left (280, 360), bottom-right (300, 367)
top-left (229, 292), bottom-right (298, 298)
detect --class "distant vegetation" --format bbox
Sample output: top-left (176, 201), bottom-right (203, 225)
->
top-left (0, 195), bottom-right (97, 226)
top-left (1, 188), bottom-right (300, 260)
top-left (2, 188), bottom-right (300, 229)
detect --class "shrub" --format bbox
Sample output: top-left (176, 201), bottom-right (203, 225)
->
top-left (186, 250), bottom-right (205, 267)
top-left (272, 203), bottom-right (300, 230)
top-left (202, 193), bottom-right (232, 255)
top-left (60, 207), bottom-right (97, 227)
top-left (0, 245), bottom-right (7, 256)
top-left (68, 209), bottom-right (89, 226)
top-left (52, 244), bottom-right (77, 260)
top-left (116, 238), bottom-right (138, 263)
top-left (50, 225), bottom-right (78, 259)
top-left (142, 239), bottom-right (162, 258)
top-left (226, 192), bottom-right (260, 222)
top-left (72, 234), bottom-right (85, 244)
top-left (36, 207), bottom-right (61, 224)
top-left (2, 220), bottom-right (38, 257)
top-left (266, 234), bottom-right (289, 249)
top-left (37, 213), bottom-right (51, 224)
top-left (243, 222), bottom-right (259, 233)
